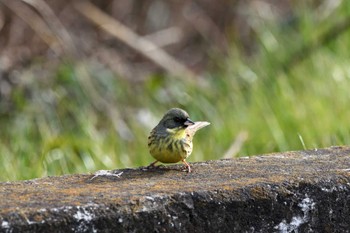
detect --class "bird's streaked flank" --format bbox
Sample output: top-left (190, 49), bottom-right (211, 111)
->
top-left (148, 108), bottom-right (210, 172)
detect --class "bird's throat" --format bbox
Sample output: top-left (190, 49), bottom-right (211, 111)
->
top-left (166, 127), bottom-right (187, 140)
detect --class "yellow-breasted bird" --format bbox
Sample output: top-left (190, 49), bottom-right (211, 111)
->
top-left (148, 108), bottom-right (210, 172)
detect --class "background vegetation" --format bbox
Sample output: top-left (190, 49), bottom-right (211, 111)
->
top-left (1, 0), bottom-right (350, 181)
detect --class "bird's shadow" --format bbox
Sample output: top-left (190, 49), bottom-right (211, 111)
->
top-left (86, 164), bottom-right (189, 183)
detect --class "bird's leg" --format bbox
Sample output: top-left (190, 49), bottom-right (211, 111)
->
top-left (181, 159), bottom-right (192, 173)
top-left (147, 160), bottom-right (159, 168)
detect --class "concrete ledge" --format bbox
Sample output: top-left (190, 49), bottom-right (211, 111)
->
top-left (1, 146), bottom-right (350, 232)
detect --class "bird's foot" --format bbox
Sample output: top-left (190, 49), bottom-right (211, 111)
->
top-left (181, 159), bottom-right (192, 173)
top-left (145, 160), bottom-right (160, 170)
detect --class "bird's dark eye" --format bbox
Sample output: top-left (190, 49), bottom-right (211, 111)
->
top-left (174, 117), bottom-right (181, 123)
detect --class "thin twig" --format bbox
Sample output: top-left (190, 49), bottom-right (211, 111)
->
top-left (73, 1), bottom-right (198, 81)
top-left (21, 0), bottom-right (78, 56)
top-left (222, 131), bottom-right (249, 159)
top-left (143, 27), bottom-right (183, 48)
top-left (0, 0), bottom-right (60, 53)
top-left (183, 2), bottom-right (229, 54)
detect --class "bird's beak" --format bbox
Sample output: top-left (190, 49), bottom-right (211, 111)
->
top-left (184, 118), bottom-right (195, 126)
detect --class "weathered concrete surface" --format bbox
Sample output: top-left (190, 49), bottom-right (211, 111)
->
top-left (1, 146), bottom-right (350, 233)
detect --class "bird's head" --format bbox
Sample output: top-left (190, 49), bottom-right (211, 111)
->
top-left (158, 108), bottom-right (194, 132)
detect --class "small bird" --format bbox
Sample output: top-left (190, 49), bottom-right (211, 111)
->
top-left (148, 108), bottom-right (210, 172)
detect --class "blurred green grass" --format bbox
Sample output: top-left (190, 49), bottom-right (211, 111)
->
top-left (2, 3), bottom-right (350, 181)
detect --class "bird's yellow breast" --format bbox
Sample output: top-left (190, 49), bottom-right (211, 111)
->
top-left (148, 127), bottom-right (192, 163)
